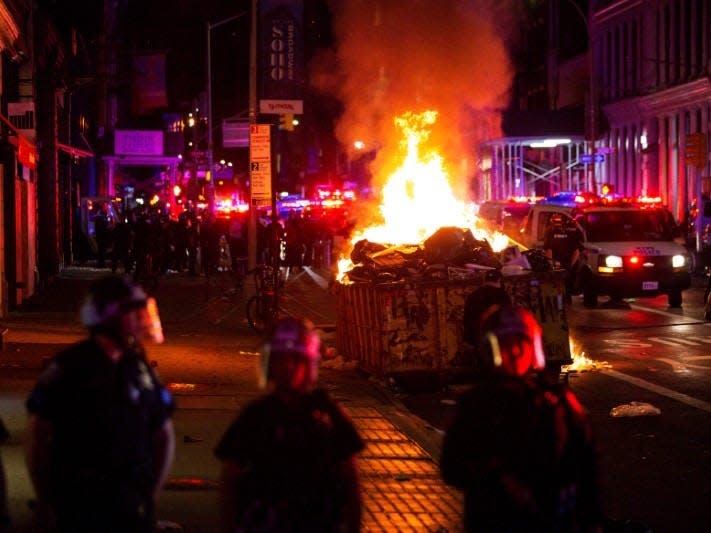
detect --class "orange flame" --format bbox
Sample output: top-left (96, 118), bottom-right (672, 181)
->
top-left (338, 110), bottom-right (509, 278)
top-left (561, 337), bottom-right (611, 373)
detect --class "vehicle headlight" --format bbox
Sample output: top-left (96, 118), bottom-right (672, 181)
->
top-left (604, 255), bottom-right (623, 268)
top-left (672, 254), bottom-right (686, 268)
top-left (598, 255), bottom-right (623, 273)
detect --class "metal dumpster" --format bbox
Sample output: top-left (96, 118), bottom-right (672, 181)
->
top-left (334, 269), bottom-right (571, 378)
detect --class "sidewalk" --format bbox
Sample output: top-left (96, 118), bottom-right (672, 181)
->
top-left (0, 265), bottom-right (463, 532)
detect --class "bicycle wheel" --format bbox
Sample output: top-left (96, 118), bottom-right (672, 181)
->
top-left (246, 294), bottom-right (272, 334)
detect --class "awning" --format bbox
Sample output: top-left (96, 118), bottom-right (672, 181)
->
top-left (57, 142), bottom-right (94, 158)
top-left (0, 3), bottom-right (19, 53)
top-left (0, 112), bottom-right (38, 169)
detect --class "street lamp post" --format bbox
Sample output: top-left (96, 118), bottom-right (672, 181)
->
top-left (206, 11), bottom-right (248, 209)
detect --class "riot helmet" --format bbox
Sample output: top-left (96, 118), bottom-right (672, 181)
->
top-left (258, 316), bottom-right (321, 389)
top-left (478, 304), bottom-right (545, 376)
top-left (80, 275), bottom-right (163, 346)
top-left (462, 285), bottom-right (511, 347)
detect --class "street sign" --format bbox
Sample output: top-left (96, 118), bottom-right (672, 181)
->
top-left (249, 124), bottom-right (272, 205)
top-left (685, 133), bottom-right (708, 168)
top-left (222, 118), bottom-right (250, 148)
top-left (580, 153), bottom-right (605, 164)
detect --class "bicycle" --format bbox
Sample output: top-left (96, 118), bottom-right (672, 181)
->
top-left (246, 264), bottom-right (285, 334)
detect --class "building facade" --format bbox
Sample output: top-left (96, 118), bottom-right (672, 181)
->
top-left (481, 0), bottom-right (593, 202)
top-left (483, 0), bottom-right (711, 233)
top-left (592, 0), bottom-right (711, 226)
top-left (0, 0), bottom-right (38, 316)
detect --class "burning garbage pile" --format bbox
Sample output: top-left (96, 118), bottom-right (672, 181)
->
top-left (333, 111), bottom-right (571, 374)
top-left (336, 110), bottom-right (552, 285)
top-left (343, 227), bottom-right (500, 284)
top-left (340, 227), bottom-right (553, 285)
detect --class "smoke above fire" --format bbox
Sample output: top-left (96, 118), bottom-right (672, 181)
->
top-left (312, 0), bottom-right (517, 199)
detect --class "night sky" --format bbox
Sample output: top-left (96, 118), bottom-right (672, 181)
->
top-left (39, 0), bottom-right (333, 114)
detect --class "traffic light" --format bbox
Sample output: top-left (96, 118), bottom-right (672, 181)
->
top-left (685, 132), bottom-right (708, 168)
top-left (279, 114), bottom-right (295, 131)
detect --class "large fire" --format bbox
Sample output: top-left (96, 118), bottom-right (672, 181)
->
top-left (338, 110), bottom-right (509, 277)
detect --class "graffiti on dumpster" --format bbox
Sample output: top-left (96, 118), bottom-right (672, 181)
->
top-left (382, 286), bottom-right (437, 370)
top-left (401, 286), bottom-right (431, 331)
top-left (335, 272), bottom-right (572, 375)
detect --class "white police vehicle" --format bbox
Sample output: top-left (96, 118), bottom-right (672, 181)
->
top-left (520, 202), bottom-right (691, 308)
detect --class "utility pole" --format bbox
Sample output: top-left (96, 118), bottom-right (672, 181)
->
top-left (248, 0), bottom-right (259, 271)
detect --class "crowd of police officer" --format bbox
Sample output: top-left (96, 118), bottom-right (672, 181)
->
top-left (90, 205), bottom-right (348, 290)
top-left (90, 204), bottom-right (208, 280)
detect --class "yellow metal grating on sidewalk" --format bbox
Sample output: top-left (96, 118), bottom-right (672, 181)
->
top-left (344, 402), bottom-right (464, 530)
top-left (358, 428), bottom-right (411, 442)
top-left (353, 416), bottom-right (399, 431)
top-left (361, 441), bottom-right (429, 459)
top-left (359, 457), bottom-right (440, 477)
top-left (343, 406), bottom-right (382, 418)
top-left (361, 477), bottom-right (463, 532)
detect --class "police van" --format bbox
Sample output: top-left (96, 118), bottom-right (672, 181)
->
top-left (519, 202), bottom-right (691, 308)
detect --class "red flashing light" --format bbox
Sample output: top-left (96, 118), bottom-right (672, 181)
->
top-left (628, 255), bottom-right (641, 266)
top-left (573, 192), bottom-right (600, 205)
top-left (636, 195), bottom-right (662, 205)
top-left (315, 188), bottom-right (356, 206)
top-left (509, 195), bottom-right (541, 204)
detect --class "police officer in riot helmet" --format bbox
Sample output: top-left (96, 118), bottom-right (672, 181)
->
top-left (543, 213), bottom-right (585, 301)
top-left (441, 304), bottom-right (603, 532)
top-left (215, 317), bottom-right (364, 533)
top-left (25, 275), bottom-right (175, 532)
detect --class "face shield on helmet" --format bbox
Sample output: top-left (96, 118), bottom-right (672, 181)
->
top-left (139, 296), bottom-right (164, 344)
top-left (80, 275), bottom-right (164, 345)
top-left (258, 317), bottom-right (321, 389)
top-left (479, 304), bottom-right (545, 376)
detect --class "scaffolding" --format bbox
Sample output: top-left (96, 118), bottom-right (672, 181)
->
top-left (480, 136), bottom-right (601, 200)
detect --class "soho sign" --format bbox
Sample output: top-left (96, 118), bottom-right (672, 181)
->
top-left (270, 20), bottom-right (295, 81)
